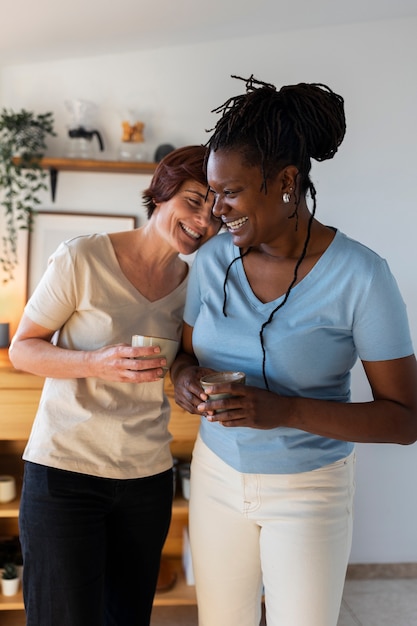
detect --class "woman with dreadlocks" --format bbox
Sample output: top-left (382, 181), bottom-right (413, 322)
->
top-left (171, 76), bottom-right (417, 626)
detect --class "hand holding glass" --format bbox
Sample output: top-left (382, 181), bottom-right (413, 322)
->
top-left (200, 371), bottom-right (246, 412)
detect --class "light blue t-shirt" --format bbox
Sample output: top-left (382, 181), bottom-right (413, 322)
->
top-left (184, 230), bottom-right (414, 474)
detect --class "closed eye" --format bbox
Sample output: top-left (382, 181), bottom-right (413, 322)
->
top-left (187, 196), bottom-right (201, 206)
top-left (208, 188), bottom-right (238, 198)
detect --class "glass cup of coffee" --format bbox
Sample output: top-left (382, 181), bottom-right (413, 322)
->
top-left (200, 371), bottom-right (246, 412)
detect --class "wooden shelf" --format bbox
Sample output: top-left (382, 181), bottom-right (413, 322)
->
top-left (40, 157), bottom-right (157, 175)
top-left (154, 558), bottom-right (195, 607)
top-left (12, 156), bottom-right (157, 201)
top-left (0, 558), bottom-right (195, 613)
top-left (0, 588), bottom-right (23, 611)
top-left (0, 351), bottom-right (44, 442)
top-left (12, 156), bottom-right (157, 175)
top-left (0, 610), bottom-right (26, 625)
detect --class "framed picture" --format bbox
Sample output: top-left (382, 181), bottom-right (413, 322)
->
top-left (27, 211), bottom-right (137, 298)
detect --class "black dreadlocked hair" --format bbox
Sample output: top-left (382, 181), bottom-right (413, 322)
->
top-left (207, 75), bottom-right (346, 389)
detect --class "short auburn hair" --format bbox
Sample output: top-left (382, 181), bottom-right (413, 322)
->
top-left (142, 145), bottom-right (208, 219)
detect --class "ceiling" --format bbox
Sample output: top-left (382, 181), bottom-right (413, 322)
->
top-left (2, 0), bottom-right (417, 66)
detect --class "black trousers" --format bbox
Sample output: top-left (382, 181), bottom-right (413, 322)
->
top-left (19, 462), bottom-right (173, 626)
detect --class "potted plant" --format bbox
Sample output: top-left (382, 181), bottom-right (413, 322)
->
top-left (0, 108), bottom-right (56, 283)
top-left (1, 562), bottom-right (19, 596)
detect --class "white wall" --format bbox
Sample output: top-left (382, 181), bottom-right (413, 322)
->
top-left (1, 16), bottom-right (416, 564)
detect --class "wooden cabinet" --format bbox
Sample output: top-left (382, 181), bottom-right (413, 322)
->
top-left (0, 350), bottom-right (40, 619)
top-left (0, 348), bottom-right (198, 621)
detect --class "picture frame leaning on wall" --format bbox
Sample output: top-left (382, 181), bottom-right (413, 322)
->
top-left (26, 211), bottom-right (137, 299)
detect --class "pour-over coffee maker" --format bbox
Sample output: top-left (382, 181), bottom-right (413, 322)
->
top-left (65, 99), bottom-right (104, 159)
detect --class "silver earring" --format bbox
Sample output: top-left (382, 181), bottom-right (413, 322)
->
top-left (283, 192), bottom-right (291, 204)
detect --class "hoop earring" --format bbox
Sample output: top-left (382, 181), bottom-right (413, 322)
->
top-left (283, 192), bottom-right (291, 204)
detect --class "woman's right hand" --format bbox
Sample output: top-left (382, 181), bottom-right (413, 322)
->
top-left (173, 363), bottom-right (215, 414)
top-left (171, 323), bottom-right (215, 414)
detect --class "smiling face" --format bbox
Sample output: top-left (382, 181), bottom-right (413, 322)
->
top-left (207, 148), bottom-right (296, 250)
top-left (153, 180), bottom-right (220, 255)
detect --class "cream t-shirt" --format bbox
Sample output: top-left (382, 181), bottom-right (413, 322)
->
top-left (23, 233), bottom-right (187, 479)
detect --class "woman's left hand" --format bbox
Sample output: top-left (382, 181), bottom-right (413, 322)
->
top-left (197, 383), bottom-right (283, 429)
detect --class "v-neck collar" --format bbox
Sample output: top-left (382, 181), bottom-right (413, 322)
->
top-left (103, 234), bottom-right (188, 305)
top-left (233, 229), bottom-right (340, 311)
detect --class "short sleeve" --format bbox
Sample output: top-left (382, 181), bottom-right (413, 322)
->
top-left (25, 241), bottom-right (77, 331)
top-left (353, 258), bottom-right (413, 361)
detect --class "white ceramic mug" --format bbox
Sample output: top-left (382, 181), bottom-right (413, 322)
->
top-left (131, 335), bottom-right (179, 373)
top-left (0, 475), bottom-right (16, 503)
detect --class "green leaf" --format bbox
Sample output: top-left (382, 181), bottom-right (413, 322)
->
top-left (0, 107), bottom-right (55, 282)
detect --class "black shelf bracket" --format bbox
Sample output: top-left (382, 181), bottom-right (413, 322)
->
top-left (49, 167), bottom-right (58, 202)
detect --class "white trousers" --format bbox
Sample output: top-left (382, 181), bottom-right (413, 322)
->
top-left (189, 436), bottom-right (355, 626)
